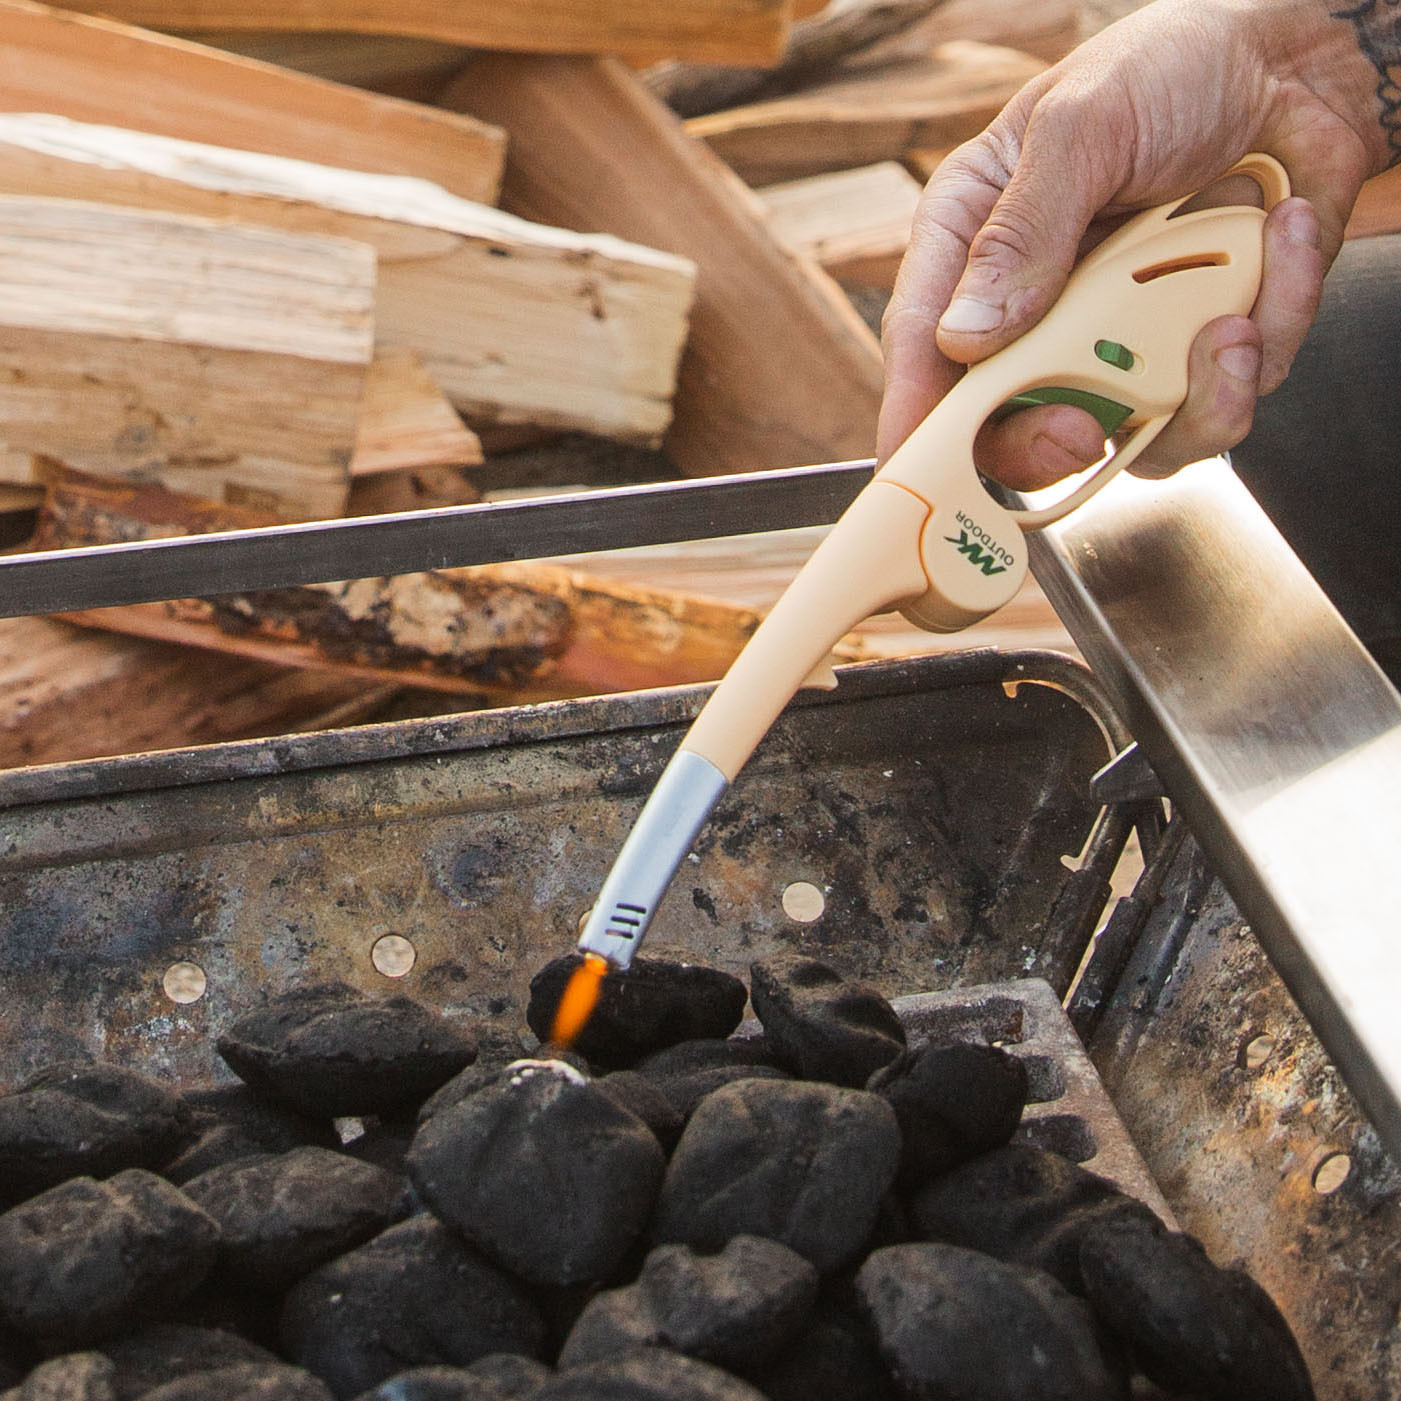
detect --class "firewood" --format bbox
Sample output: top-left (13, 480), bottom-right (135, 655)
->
top-left (1345, 165), bottom-right (1401, 240)
top-left (34, 467), bottom-right (808, 701)
top-left (0, 115), bottom-right (697, 445)
top-left (346, 464), bottom-right (482, 519)
top-left (0, 614), bottom-right (408, 767)
top-left (173, 33), bottom-right (472, 102)
top-left (758, 160), bottom-right (921, 290)
top-left (42, 0), bottom-right (795, 65)
top-left (643, 0), bottom-right (952, 117)
top-left (849, 0), bottom-right (1084, 69)
top-left (0, 0), bottom-right (503, 203)
top-left (0, 196), bottom-right (375, 522)
top-left (351, 348), bottom-right (482, 479)
top-left (439, 55), bottom-right (884, 478)
top-left (686, 40), bottom-right (1046, 185)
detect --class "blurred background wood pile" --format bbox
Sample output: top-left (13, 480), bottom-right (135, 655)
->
top-left (0, 0), bottom-right (1396, 768)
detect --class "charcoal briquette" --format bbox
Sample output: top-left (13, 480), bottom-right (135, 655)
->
top-left (0, 1063), bottom-right (193, 1204)
top-left (2, 1353), bottom-right (116, 1401)
top-left (100, 1327), bottom-right (281, 1401)
top-left (856, 1242), bottom-right (1129, 1401)
top-left (347, 1364), bottom-right (511, 1401)
top-left (418, 1048), bottom-right (589, 1128)
top-left (139, 1363), bottom-right (333, 1401)
top-left (280, 1214), bottom-right (545, 1400)
top-left (0, 1170), bottom-right (219, 1349)
top-left (748, 955), bottom-right (905, 1088)
top-left (1078, 1213), bottom-right (1315, 1401)
top-left (461, 1355), bottom-right (553, 1398)
top-left (867, 1042), bottom-right (1028, 1188)
top-left (407, 1060), bottom-right (664, 1287)
top-left (594, 1073), bottom-right (685, 1153)
top-left (183, 1146), bottom-right (403, 1291)
top-left (526, 956), bottom-right (747, 1068)
top-left (532, 1350), bottom-right (768, 1401)
top-left (747, 1296), bottom-right (896, 1401)
top-left (652, 1078), bottom-right (901, 1274)
top-left (647, 1065), bottom-right (791, 1122)
top-left (907, 1144), bottom-right (1159, 1292)
top-left (632, 1039), bottom-right (779, 1078)
top-left (557, 1235), bottom-right (817, 1372)
top-left (217, 984), bottom-right (478, 1118)
top-left (163, 1085), bottom-right (338, 1185)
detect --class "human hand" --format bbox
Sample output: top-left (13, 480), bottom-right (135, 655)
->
top-left (878, 0), bottom-right (1390, 486)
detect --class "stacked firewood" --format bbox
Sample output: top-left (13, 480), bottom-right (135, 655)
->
top-left (25, 0), bottom-right (1396, 768)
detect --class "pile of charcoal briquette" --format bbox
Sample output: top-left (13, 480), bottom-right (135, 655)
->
top-left (0, 951), bottom-right (1315, 1401)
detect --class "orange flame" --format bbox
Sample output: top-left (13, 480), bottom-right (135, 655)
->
top-left (550, 953), bottom-right (609, 1047)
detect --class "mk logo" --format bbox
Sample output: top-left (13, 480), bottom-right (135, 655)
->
top-left (945, 530), bottom-right (1009, 576)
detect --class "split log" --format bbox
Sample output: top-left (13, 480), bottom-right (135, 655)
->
top-left (43, 0), bottom-right (795, 65)
top-left (0, 116), bottom-right (697, 445)
top-left (439, 54), bottom-right (884, 477)
top-left (643, 0), bottom-right (952, 117)
top-left (346, 464), bottom-right (482, 519)
top-left (758, 160), bottom-right (921, 290)
top-left (0, 196), bottom-right (375, 522)
top-left (849, 0), bottom-right (1084, 69)
top-left (0, 613), bottom-right (409, 768)
top-left (0, 0), bottom-right (504, 203)
top-left (686, 40), bottom-right (1046, 185)
top-left (351, 348), bottom-right (482, 479)
top-left (1345, 165), bottom-right (1401, 240)
top-left (34, 467), bottom-right (818, 701)
top-left (174, 33), bottom-right (473, 102)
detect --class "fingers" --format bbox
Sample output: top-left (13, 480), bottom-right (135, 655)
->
top-left (1129, 316), bottom-right (1262, 478)
top-left (876, 147), bottom-right (1006, 461)
top-left (1254, 197), bottom-right (1324, 393)
top-left (972, 402), bottom-right (1108, 492)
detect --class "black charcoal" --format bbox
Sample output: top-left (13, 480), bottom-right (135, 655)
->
top-left (748, 956), bottom-right (905, 1087)
top-left (217, 984), bottom-right (477, 1118)
top-left (594, 1074), bottom-right (685, 1153)
top-left (164, 1086), bottom-right (337, 1185)
top-left (868, 1042), bottom-right (1028, 1187)
top-left (749, 1297), bottom-right (895, 1401)
top-left (462, 1356), bottom-right (552, 1399)
top-left (648, 1066), bottom-right (792, 1121)
top-left (102, 1326), bottom-right (281, 1401)
top-left (533, 1351), bottom-right (768, 1401)
top-left (408, 1060), bottom-right (664, 1287)
top-left (653, 1078), bottom-right (900, 1274)
top-left (558, 1235), bottom-right (817, 1372)
top-left (348, 1365), bottom-right (509, 1401)
top-left (0, 1170), bottom-right (218, 1348)
top-left (184, 1146), bottom-right (402, 1291)
top-left (0, 1063), bottom-right (192, 1204)
top-left (280, 1215), bottom-right (545, 1400)
top-left (418, 1049), bottom-right (589, 1128)
top-left (141, 1364), bottom-right (333, 1401)
top-left (526, 956), bottom-right (747, 1067)
top-left (633, 1040), bottom-right (779, 1078)
top-left (908, 1144), bottom-right (1159, 1292)
top-left (1078, 1213), bottom-right (1314, 1401)
top-left (856, 1242), bottom-right (1127, 1401)
top-left (3, 1353), bottom-right (115, 1401)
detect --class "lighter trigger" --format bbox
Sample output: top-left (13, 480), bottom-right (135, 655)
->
top-left (991, 386), bottom-right (1135, 440)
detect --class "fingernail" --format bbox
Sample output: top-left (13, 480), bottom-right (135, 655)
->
top-left (1215, 343), bottom-right (1262, 382)
top-left (940, 296), bottom-right (1004, 334)
top-left (1284, 203), bottom-right (1320, 248)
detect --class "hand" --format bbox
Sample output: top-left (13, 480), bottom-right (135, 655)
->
top-left (878, 0), bottom-right (1389, 486)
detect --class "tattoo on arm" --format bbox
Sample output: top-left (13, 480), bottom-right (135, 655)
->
top-left (1333, 0), bottom-right (1401, 163)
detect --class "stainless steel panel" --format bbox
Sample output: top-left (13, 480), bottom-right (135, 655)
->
top-left (1029, 456), bottom-right (1401, 1160)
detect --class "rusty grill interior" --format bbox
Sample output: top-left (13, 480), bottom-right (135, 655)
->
top-left (0, 649), bottom-right (1396, 1398)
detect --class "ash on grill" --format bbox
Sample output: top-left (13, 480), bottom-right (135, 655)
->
top-left (0, 953), bottom-right (1314, 1401)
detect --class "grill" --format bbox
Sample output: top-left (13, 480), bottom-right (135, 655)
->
top-left (0, 646), bottom-right (1395, 1396)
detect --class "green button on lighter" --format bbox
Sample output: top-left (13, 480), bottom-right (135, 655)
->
top-left (1094, 339), bottom-right (1137, 372)
top-left (995, 386), bottom-right (1134, 439)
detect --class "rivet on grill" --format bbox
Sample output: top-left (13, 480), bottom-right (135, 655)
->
top-left (371, 934), bottom-right (416, 979)
top-left (1239, 1033), bottom-right (1276, 1071)
top-left (1311, 1151), bottom-right (1352, 1195)
top-left (161, 961), bottom-right (207, 1005)
top-left (782, 881), bottom-right (825, 922)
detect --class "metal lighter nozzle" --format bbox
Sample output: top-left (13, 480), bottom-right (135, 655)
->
top-left (576, 748), bottom-right (729, 969)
